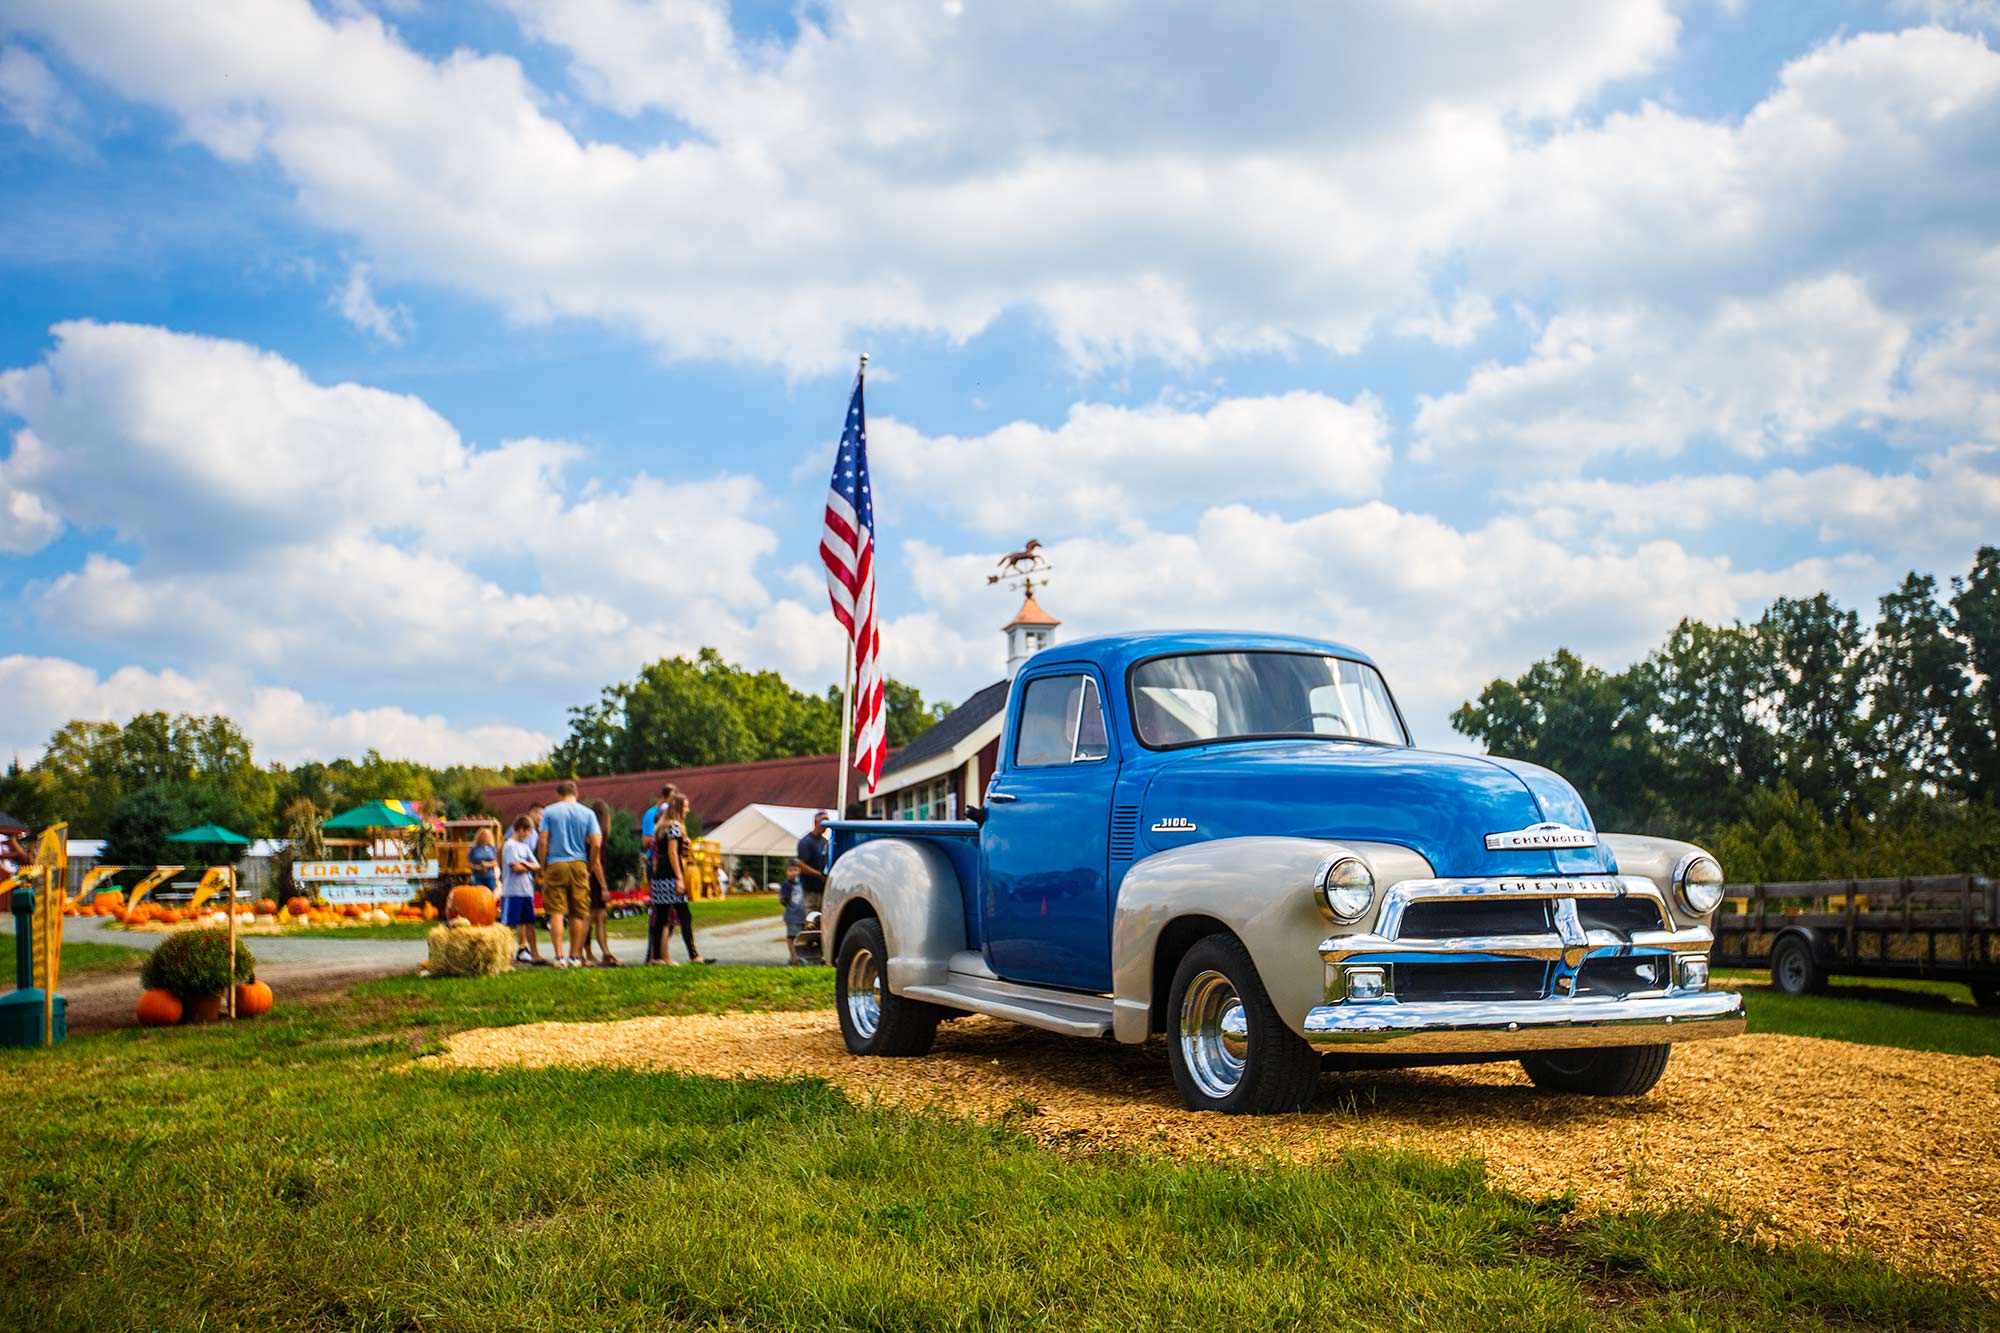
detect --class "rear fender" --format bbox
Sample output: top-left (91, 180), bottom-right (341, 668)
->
top-left (1110, 836), bottom-right (1435, 1043)
top-left (824, 837), bottom-right (967, 993)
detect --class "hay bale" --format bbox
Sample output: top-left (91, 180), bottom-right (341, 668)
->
top-left (426, 924), bottom-right (514, 977)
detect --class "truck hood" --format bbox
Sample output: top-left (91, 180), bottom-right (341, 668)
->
top-left (1137, 741), bottom-right (1613, 879)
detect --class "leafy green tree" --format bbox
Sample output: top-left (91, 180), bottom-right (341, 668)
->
top-left (1867, 573), bottom-right (1972, 805)
top-left (1757, 594), bottom-right (1868, 816)
top-left (1952, 546), bottom-right (2000, 802)
top-left (1637, 618), bottom-right (1781, 829)
top-left (0, 757), bottom-right (57, 831)
top-left (103, 784), bottom-right (199, 869)
top-left (1450, 648), bottom-right (1662, 831)
top-left (28, 713), bottom-right (274, 836)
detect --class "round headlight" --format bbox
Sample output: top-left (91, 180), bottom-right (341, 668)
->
top-left (1676, 855), bottom-right (1725, 916)
top-left (1317, 857), bottom-right (1376, 923)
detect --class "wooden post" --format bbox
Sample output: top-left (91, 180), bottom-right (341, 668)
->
top-left (226, 867), bottom-right (237, 1019)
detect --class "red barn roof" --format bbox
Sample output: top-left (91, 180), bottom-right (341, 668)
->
top-left (480, 751), bottom-right (897, 830)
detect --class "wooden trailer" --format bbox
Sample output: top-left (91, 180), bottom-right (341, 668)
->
top-left (1710, 874), bottom-right (1997, 1005)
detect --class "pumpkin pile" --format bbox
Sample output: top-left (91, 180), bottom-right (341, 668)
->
top-left (136, 927), bottom-right (265, 1026)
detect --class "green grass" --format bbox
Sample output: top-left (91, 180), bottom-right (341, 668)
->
top-left (0, 925), bottom-right (147, 976)
top-left (1724, 971), bottom-right (1999, 1058)
top-left (0, 968), bottom-right (1992, 1331)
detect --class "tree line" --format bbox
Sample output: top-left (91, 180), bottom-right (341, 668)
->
top-left (1453, 547), bottom-right (2000, 882)
top-left (0, 649), bottom-right (956, 866)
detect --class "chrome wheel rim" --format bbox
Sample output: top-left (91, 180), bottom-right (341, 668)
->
top-left (1179, 969), bottom-right (1249, 1100)
top-left (845, 946), bottom-right (882, 1039)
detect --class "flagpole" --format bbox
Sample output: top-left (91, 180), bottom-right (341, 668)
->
top-left (835, 352), bottom-right (867, 818)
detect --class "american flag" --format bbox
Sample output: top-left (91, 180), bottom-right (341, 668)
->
top-left (820, 370), bottom-right (886, 793)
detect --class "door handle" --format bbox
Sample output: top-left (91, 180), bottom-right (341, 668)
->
top-left (986, 792), bottom-right (1018, 804)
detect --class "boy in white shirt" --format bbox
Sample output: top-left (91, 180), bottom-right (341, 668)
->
top-left (498, 815), bottom-right (548, 967)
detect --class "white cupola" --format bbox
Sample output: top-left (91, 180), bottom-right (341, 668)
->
top-left (1004, 591), bottom-right (1060, 678)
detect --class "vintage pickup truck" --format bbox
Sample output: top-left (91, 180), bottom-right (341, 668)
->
top-left (822, 631), bottom-right (1743, 1114)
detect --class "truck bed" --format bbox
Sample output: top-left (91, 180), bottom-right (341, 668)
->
top-left (831, 819), bottom-right (984, 949)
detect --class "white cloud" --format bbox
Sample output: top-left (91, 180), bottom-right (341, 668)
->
top-left (869, 391), bottom-right (1390, 536)
top-left (0, 45), bottom-right (77, 139)
top-left (0, 654), bottom-right (552, 767)
top-left (1413, 276), bottom-right (1912, 468)
top-left (894, 505), bottom-right (1844, 743)
top-left (0, 321), bottom-right (816, 704)
top-left (1494, 446), bottom-right (2000, 561)
top-left (334, 261), bottom-right (408, 343)
top-left (0, 0), bottom-right (1678, 373)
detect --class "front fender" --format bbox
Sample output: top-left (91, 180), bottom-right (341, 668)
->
top-left (1600, 832), bottom-right (1717, 930)
top-left (824, 837), bottom-right (967, 993)
top-left (1110, 836), bottom-right (1435, 1043)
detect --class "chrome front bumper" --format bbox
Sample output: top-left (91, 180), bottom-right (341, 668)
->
top-left (1301, 990), bottom-right (1744, 1052)
top-left (1303, 873), bottom-right (1745, 1053)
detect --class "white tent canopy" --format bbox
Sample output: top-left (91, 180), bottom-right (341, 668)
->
top-left (704, 803), bottom-right (819, 859)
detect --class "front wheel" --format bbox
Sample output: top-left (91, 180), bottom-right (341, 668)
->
top-left (1520, 1044), bottom-right (1671, 1096)
top-left (1166, 934), bottom-right (1319, 1114)
top-left (834, 918), bottom-right (939, 1057)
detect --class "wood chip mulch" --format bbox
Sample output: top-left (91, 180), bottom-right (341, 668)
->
top-left (422, 1010), bottom-right (2000, 1289)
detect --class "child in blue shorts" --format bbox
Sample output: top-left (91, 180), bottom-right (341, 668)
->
top-left (498, 815), bottom-right (546, 966)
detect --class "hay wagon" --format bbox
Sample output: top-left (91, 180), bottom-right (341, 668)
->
top-left (1711, 875), bottom-right (1998, 1005)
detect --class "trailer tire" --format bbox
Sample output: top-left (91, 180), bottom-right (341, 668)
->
top-left (1971, 979), bottom-right (1998, 1009)
top-left (1771, 934), bottom-right (1825, 996)
top-left (834, 918), bottom-right (939, 1057)
top-left (1520, 1044), bottom-right (1671, 1096)
top-left (1165, 934), bottom-right (1319, 1115)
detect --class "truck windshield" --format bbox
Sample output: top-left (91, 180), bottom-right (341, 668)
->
top-left (1129, 651), bottom-right (1408, 748)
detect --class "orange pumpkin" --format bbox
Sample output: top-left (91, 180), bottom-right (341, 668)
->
top-left (137, 989), bottom-right (183, 1026)
top-left (158, 908), bottom-right (182, 925)
top-left (447, 883), bottom-right (497, 926)
top-left (233, 981), bottom-right (274, 1017)
top-left (340, 903), bottom-right (363, 919)
top-left (253, 899), bottom-right (276, 916)
top-left (110, 907), bottom-right (130, 923)
top-left (422, 903), bottom-right (439, 921)
top-left (285, 896), bottom-right (311, 917)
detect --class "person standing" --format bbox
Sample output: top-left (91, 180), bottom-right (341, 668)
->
top-left (647, 792), bottom-right (709, 965)
top-left (536, 779), bottom-right (602, 969)
top-left (582, 798), bottom-right (620, 967)
top-left (640, 785), bottom-right (674, 859)
top-left (796, 810), bottom-right (830, 899)
top-left (498, 816), bottom-right (547, 966)
top-left (779, 858), bottom-right (809, 966)
top-left (467, 827), bottom-right (499, 892)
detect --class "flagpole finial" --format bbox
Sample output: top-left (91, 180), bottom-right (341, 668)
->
top-left (858, 352), bottom-right (868, 371)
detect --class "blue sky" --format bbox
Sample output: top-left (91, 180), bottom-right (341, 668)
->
top-left (0, 0), bottom-right (1996, 767)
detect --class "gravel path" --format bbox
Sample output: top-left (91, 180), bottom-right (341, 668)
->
top-left (425, 1009), bottom-right (2000, 1291)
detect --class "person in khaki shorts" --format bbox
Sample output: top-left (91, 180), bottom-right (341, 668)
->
top-left (535, 779), bottom-right (603, 968)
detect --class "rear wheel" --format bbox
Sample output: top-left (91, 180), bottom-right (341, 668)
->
top-left (1520, 1044), bottom-right (1670, 1096)
top-left (1971, 979), bottom-right (1998, 1009)
top-left (1165, 934), bottom-right (1319, 1114)
top-left (1771, 935), bottom-right (1825, 996)
top-left (834, 918), bottom-right (939, 1056)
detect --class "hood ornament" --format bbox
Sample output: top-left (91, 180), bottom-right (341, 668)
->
top-left (1484, 821), bottom-right (1597, 852)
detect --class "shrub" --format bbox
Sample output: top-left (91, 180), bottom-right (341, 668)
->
top-left (139, 927), bottom-right (256, 999)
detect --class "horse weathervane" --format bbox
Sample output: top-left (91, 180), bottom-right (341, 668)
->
top-left (988, 538), bottom-right (1052, 597)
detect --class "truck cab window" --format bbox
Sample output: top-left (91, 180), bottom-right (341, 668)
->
top-left (1015, 674), bottom-right (1108, 766)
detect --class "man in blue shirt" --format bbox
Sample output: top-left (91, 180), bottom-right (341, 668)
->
top-left (536, 779), bottom-right (603, 968)
top-left (640, 785), bottom-right (674, 857)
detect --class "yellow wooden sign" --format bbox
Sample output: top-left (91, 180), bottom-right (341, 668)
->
top-left (77, 865), bottom-right (125, 901)
top-left (187, 866), bottom-right (234, 914)
top-left (31, 824), bottom-right (67, 1005)
top-left (126, 865), bottom-right (183, 912)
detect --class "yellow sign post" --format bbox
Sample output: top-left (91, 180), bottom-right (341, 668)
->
top-left (32, 826), bottom-right (67, 1045)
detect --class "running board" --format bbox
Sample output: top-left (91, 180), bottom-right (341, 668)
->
top-left (900, 957), bottom-right (1115, 1039)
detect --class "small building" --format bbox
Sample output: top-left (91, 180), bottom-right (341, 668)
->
top-left (863, 591), bottom-right (1059, 820)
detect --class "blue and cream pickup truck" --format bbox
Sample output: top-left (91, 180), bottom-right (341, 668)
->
top-left (823, 631), bottom-right (1743, 1114)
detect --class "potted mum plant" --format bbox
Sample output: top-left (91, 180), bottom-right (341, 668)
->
top-left (138, 927), bottom-right (257, 1022)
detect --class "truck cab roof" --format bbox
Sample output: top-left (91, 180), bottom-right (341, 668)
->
top-left (1019, 629), bottom-right (1384, 678)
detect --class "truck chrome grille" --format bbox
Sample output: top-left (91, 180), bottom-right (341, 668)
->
top-left (1576, 898), bottom-right (1668, 937)
top-left (1400, 898), bottom-right (1551, 939)
top-left (1573, 956), bottom-right (1670, 997)
top-left (1395, 960), bottom-right (1549, 1002)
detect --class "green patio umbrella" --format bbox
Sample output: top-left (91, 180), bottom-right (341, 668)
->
top-left (164, 823), bottom-right (252, 846)
top-left (322, 799), bottom-right (424, 830)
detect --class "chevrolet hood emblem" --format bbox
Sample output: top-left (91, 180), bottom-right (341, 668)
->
top-left (1484, 821), bottom-right (1598, 852)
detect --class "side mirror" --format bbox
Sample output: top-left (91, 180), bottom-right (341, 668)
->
top-left (966, 806), bottom-right (987, 827)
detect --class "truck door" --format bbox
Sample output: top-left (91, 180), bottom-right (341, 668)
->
top-left (980, 669), bottom-right (1117, 990)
